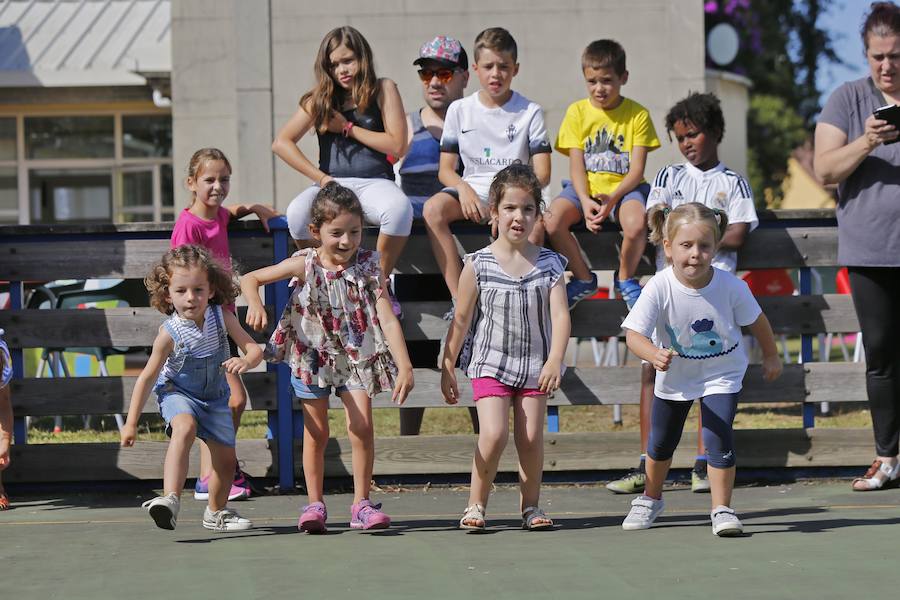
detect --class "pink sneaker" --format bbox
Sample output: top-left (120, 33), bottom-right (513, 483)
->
top-left (192, 474), bottom-right (250, 502)
top-left (298, 501), bottom-right (328, 534)
top-left (350, 499), bottom-right (391, 530)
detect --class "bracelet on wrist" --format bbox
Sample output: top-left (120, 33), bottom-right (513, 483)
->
top-left (342, 121), bottom-right (354, 137)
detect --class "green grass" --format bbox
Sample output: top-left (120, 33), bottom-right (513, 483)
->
top-left (24, 401), bottom-right (871, 444)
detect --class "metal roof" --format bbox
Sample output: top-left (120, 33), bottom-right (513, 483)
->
top-left (0, 0), bottom-right (170, 87)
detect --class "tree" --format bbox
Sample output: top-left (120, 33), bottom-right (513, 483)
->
top-left (705, 0), bottom-right (843, 206)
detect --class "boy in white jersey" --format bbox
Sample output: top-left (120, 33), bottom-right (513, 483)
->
top-left (423, 27), bottom-right (552, 306)
top-left (606, 92), bottom-right (758, 495)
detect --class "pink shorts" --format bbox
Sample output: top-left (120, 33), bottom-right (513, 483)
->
top-left (471, 377), bottom-right (545, 401)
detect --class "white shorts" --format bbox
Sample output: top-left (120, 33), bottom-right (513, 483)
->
top-left (287, 177), bottom-right (413, 240)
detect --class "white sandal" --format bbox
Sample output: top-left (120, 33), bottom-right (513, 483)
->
top-left (522, 505), bottom-right (554, 530)
top-left (459, 503), bottom-right (486, 530)
top-left (852, 459), bottom-right (900, 491)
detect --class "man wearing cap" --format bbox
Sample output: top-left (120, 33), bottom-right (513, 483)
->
top-left (398, 36), bottom-right (475, 436)
top-left (399, 36), bottom-right (470, 219)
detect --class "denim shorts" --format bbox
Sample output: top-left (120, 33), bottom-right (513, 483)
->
top-left (557, 180), bottom-right (650, 221)
top-left (290, 374), bottom-right (365, 400)
top-left (158, 390), bottom-right (236, 448)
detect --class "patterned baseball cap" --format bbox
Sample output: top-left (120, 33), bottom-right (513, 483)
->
top-left (414, 36), bottom-right (468, 70)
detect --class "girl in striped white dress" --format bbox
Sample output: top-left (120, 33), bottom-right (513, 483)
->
top-left (440, 164), bottom-right (571, 531)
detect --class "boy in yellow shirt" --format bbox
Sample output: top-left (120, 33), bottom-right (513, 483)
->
top-left (545, 39), bottom-right (660, 309)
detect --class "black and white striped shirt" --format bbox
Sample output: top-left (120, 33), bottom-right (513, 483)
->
top-left (465, 247), bottom-right (567, 388)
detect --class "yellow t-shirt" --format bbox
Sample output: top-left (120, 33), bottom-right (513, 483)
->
top-left (555, 97), bottom-right (660, 196)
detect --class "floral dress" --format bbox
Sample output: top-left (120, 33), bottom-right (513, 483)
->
top-left (267, 248), bottom-right (397, 396)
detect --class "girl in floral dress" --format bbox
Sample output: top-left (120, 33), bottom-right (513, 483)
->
top-left (241, 182), bottom-right (414, 533)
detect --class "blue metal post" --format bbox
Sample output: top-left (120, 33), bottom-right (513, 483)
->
top-left (9, 281), bottom-right (26, 444)
top-left (269, 218), bottom-right (297, 490)
top-left (547, 405), bottom-right (559, 432)
top-left (800, 268), bottom-right (815, 428)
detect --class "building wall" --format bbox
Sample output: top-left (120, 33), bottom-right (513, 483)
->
top-left (704, 69), bottom-right (750, 178)
top-left (172, 0), bottom-right (706, 211)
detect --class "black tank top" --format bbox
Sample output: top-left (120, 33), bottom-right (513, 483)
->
top-left (317, 101), bottom-right (394, 180)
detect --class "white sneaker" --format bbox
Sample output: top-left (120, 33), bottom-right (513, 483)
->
top-left (711, 505), bottom-right (744, 537)
top-left (203, 506), bottom-right (253, 532)
top-left (622, 495), bottom-right (664, 530)
top-left (142, 493), bottom-right (180, 530)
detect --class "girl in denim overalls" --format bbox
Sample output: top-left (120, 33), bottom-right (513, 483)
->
top-left (121, 245), bottom-right (262, 532)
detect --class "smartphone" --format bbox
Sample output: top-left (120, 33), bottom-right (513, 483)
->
top-left (874, 104), bottom-right (900, 145)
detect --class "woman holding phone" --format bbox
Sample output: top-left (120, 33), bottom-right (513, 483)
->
top-left (814, 1), bottom-right (900, 491)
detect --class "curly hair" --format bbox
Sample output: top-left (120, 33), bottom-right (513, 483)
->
top-left (146, 245), bottom-right (239, 315)
top-left (487, 163), bottom-right (544, 213)
top-left (309, 181), bottom-right (365, 229)
top-left (664, 92), bottom-right (725, 144)
top-left (646, 202), bottom-right (729, 248)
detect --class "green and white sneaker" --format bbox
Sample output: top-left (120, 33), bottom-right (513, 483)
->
top-left (606, 469), bottom-right (646, 494)
top-left (142, 493), bottom-right (180, 530)
top-left (202, 506), bottom-right (253, 532)
top-left (691, 468), bottom-right (711, 493)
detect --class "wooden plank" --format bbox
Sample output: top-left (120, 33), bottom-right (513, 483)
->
top-left (3, 428), bottom-right (875, 482)
top-left (9, 372), bottom-right (278, 416)
top-left (11, 363), bottom-right (858, 416)
top-left (0, 237), bottom-right (274, 280)
top-left (2, 439), bottom-right (276, 482)
top-left (0, 306), bottom-right (273, 347)
top-left (735, 227), bottom-right (838, 269)
top-left (0, 294), bottom-right (859, 348)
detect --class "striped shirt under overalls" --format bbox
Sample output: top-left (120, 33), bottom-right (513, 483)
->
top-left (465, 247), bottom-right (567, 389)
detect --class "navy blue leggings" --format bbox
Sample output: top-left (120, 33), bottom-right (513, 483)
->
top-left (647, 393), bottom-right (739, 468)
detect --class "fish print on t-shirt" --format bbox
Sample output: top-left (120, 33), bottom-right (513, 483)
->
top-left (664, 318), bottom-right (739, 360)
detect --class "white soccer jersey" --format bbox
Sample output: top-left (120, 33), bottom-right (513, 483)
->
top-left (440, 91), bottom-right (551, 200)
top-left (647, 162), bottom-right (758, 273)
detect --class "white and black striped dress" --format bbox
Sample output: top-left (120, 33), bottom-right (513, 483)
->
top-left (465, 247), bottom-right (567, 389)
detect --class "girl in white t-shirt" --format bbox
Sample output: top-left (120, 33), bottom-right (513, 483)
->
top-left (620, 202), bottom-right (781, 536)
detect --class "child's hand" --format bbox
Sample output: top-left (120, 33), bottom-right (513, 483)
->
top-left (391, 367), bottom-right (414, 405)
top-left (593, 194), bottom-right (615, 224)
top-left (0, 436), bottom-right (11, 470)
top-left (222, 357), bottom-right (252, 374)
top-left (582, 197), bottom-right (604, 233)
top-left (325, 111), bottom-right (349, 134)
top-left (250, 205), bottom-right (281, 232)
top-left (538, 359), bottom-right (563, 394)
top-left (120, 423), bottom-right (138, 447)
top-left (761, 354), bottom-right (783, 382)
top-left (440, 367), bottom-right (459, 405)
top-left (459, 185), bottom-right (489, 223)
top-left (245, 304), bottom-right (268, 332)
top-left (652, 347), bottom-right (677, 372)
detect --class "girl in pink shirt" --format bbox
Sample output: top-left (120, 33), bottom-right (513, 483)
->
top-left (171, 147), bottom-right (278, 500)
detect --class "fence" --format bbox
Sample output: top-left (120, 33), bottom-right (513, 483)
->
top-left (0, 210), bottom-right (870, 488)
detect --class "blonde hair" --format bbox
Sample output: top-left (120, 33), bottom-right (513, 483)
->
top-left (473, 27), bottom-right (518, 62)
top-left (146, 245), bottom-right (239, 315)
top-left (647, 202), bottom-right (728, 247)
top-left (300, 26), bottom-right (379, 132)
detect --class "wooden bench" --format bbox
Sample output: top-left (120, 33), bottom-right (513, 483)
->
top-left (0, 211), bottom-right (870, 484)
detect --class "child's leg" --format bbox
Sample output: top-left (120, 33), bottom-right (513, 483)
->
top-left (513, 394), bottom-right (547, 512)
top-left (544, 197), bottom-right (592, 281)
top-left (423, 191), bottom-right (468, 298)
top-left (226, 371), bottom-right (247, 431)
top-left (340, 389), bottom-right (375, 504)
top-left (639, 364), bottom-right (655, 454)
top-left (528, 216), bottom-right (546, 247)
top-left (645, 396), bottom-right (693, 499)
top-left (698, 393), bottom-right (739, 508)
top-left (301, 398), bottom-right (330, 504)
top-left (163, 413), bottom-right (197, 496)
top-left (354, 179), bottom-right (414, 277)
top-left (615, 198), bottom-right (648, 281)
top-left (468, 396), bottom-right (511, 509)
top-left (206, 439), bottom-right (238, 512)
